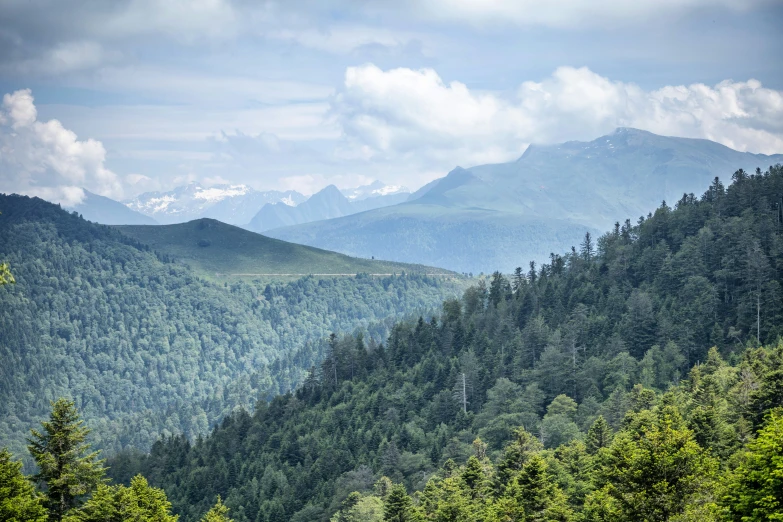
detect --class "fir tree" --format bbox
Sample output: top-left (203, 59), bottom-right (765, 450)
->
top-left (585, 416), bottom-right (612, 454)
top-left (201, 496), bottom-right (233, 522)
top-left (0, 448), bottom-right (47, 522)
top-left (383, 484), bottom-right (422, 522)
top-left (722, 409), bottom-right (783, 521)
top-left (64, 475), bottom-right (178, 522)
top-left (28, 398), bottom-right (106, 521)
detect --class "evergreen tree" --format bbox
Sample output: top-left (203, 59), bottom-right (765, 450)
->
top-left (0, 448), bottom-right (47, 522)
top-left (585, 416), bottom-right (612, 454)
top-left (201, 496), bottom-right (233, 522)
top-left (722, 409), bottom-right (783, 521)
top-left (591, 403), bottom-right (718, 521)
top-left (28, 398), bottom-right (106, 521)
top-left (383, 484), bottom-right (422, 522)
top-left (64, 474), bottom-right (178, 522)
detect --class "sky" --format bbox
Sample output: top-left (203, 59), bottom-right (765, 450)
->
top-left (0, 0), bottom-right (782, 205)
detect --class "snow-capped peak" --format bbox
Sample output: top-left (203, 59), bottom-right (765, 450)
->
top-left (193, 184), bottom-right (251, 202)
top-left (341, 180), bottom-right (410, 201)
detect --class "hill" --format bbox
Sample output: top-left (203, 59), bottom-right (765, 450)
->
top-left (0, 194), bottom-right (466, 461)
top-left (115, 218), bottom-right (453, 279)
top-left (68, 189), bottom-right (157, 225)
top-left (112, 164), bottom-right (783, 521)
top-left (268, 128), bottom-right (783, 273)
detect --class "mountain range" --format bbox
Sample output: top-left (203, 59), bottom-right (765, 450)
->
top-left (123, 183), bottom-right (307, 225)
top-left (70, 190), bottom-right (158, 225)
top-left (247, 184), bottom-right (409, 232)
top-left (266, 128), bottom-right (783, 272)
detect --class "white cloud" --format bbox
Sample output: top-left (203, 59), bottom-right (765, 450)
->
top-left (333, 64), bottom-right (783, 172)
top-left (0, 89), bottom-right (122, 206)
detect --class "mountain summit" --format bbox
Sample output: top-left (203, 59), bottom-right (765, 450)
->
top-left (124, 183), bottom-right (306, 225)
top-left (267, 129), bottom-right (783, 272)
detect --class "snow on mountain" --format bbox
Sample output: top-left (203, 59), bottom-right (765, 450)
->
top-left (340, 180), bottom-right (410, 201)
top-left (124, 183), bottom-right (306, 225)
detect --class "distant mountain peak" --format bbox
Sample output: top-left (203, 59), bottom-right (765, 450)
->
top-left (341, 180), bottom-right (410, 201)
top-left (124, 183), bottom-right (305, 225)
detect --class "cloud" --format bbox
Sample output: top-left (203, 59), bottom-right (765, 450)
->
top-left (333, 64), bottom-right (783, 171)
top-left (0, 89), bottom-right (122, 206)
top-left (410, 0), bottom-right (769, 28)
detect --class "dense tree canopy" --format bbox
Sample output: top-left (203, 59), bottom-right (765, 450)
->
top-left (108, 166), bottom-right (783, 521)
top-left (0, 194), bottom-right (463, 460)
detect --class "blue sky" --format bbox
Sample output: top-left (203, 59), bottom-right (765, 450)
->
top-left (0, 0), bottom-right (782, 205)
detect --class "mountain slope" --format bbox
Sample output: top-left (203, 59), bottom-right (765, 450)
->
top-left (247, 185), bottom-right (409, 233)
top-left (124, 183), bottom-right (305, 225)
top-left (68, 190), bottom-right (157, 225)
top-left (0, 194), bottom-right (465, 461)
top-left (114, 165), bottom-right (783, 522)
top-left (268, 128), bottom-right (783, 272)
top-left (116, 218), bottom-right (454, 278)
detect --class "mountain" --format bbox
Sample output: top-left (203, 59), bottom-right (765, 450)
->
top-left (68, 189), bottom-right (157, 225)
top-left (0, 193), bottom-right (466, 461)
top-left (124, 183), bottom-right (306, 225)
top-left (267, 128), bottom-right (783, 273)
top-left (116, 218), bottom-right (455, 279)
top-left (111, 164), bottom-right (783, 522)
top-left (247, 184), bottom-right (409, 233)
top-left (340, 180), bottom-right (410, 201)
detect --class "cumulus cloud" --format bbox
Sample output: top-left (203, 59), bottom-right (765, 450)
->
top-left (333, 64), bottom-right (783, 170)
top-left (0, 89), bottom-right (122, 206)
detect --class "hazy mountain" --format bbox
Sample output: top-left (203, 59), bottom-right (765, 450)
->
top-left (124, 183), bottom-right (305, 225)
top-left (340, 180), bottom-right (410, 200)
top-left (247, 184), bottom-right (409, 232)
top-left (68, 189), bottom-right (157, 225)
top-left (267, 128), bottom-right (783, 272)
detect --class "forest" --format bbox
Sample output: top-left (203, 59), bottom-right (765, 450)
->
top-left (0, 195), bottom-right (464, 460)
top-left (1, 165), bottom-right (782, 521)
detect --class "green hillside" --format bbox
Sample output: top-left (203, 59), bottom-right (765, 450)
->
top-left (107, 166), bottom-right (783, 521)
top-left (0, 195), bottom-right (465, 462)
top-left (116, 218), bottom-right (454, 280)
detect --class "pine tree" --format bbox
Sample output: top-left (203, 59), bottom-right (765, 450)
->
top-left (0, 448), bottom-right (47, 522)
top-left (28, 398), bottom-right (106, 521)
top-left (722, 409), bottom-right (783, 521)
top-left (383, 484), bottom-right (422, 522)
top-left (585, 416), bottom-right (612, 454)
top-left (202, 496), bottom-right (233, 522)
top-left (64, 474), bottom-right (178, 522)
top-left (592, 404), bottom-right (718, 521)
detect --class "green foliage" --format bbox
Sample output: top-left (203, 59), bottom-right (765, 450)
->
top-left (64, 475), bottom-right (178, 522)
top-left (0, 194), bottom-right (464, 459)
top-left (201, 496), bottom-right (233, 522)
top-left (722, 409), bottom-right (783, 521)
top-left (383, 484), bottom-right (422, 522)
top-left (585, 416), bottom-right (612, 454)
top-left (108, 166), bottom-right (783, 521)
top-left (27, 398), bottom-right (106, 521)
top-left (0, 262), bottom-right (12, 285)
top-left (0, 448), bottom-right (47, 522)
top-left (589, 402), bottom-right (718, 521)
